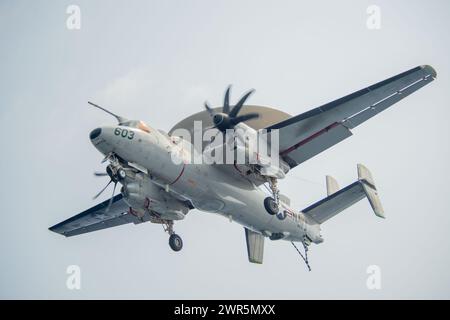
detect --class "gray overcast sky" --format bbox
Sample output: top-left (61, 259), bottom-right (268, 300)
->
top-left (1, 0), bottom-right (449, 299)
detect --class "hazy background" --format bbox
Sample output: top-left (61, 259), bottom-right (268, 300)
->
top-left (1, 0), bottom-right (449, 299)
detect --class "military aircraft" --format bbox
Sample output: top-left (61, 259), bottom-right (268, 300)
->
top-left (49, 65), bottom-right (436, 269)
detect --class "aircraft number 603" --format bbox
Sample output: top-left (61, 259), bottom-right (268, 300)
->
top-left (114, 127), bottom-right (134, 140)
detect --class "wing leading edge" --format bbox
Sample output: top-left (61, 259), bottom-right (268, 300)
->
top-left (266, 65), bottom-right (437, 169)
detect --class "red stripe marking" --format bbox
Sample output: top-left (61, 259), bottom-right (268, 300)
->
top-left (129, 207), bottom-right (138, 217)
top-left (279, 122), bottom-right (339, 156)
top-left (169, 163), bottom-right (186, 185)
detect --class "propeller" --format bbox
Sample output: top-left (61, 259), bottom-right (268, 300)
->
top-left (92, 177), bottom-right (118, 213)
top-left (105, 182), bottom-right (118, 213)
top-left (94, 171), bottom-right (108, 177)
top-left (93, 179), bottom-right (113, 200)
top-left (204, 86), bottom-right (260, 132)
top-left (92, 165), bottom-right (122, 213)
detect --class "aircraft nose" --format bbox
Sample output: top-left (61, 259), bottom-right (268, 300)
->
top-left (89, 128), bottom-right (102, 140)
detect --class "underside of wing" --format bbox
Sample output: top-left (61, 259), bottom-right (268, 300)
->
top-left (266, 65), bottom-right (437, 169)
top-left (49, 194), bottom-right (146, 237)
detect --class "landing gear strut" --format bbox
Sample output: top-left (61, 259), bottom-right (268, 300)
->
top-left (163, 221), bottom-right (183, 252)
top-left (264, 177), bottom-right (280, 215)
top-left (268, 177), bottom-right (280, 206)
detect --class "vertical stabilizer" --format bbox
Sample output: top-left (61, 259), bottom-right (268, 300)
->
top-left (326, 175), bottom-right (340, 196)
top-left (357, 164), bottom-right (385, 218)
top-left (244, 228), bottom-right (265, 264)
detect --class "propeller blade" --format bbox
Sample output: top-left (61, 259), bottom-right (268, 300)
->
top-left (203, 125), bottom-right (218, 132)
top-left (93, 179), bottom-right (113, 200)
top-left (105, 182), bottom-right (117, 213)
top-left (94, 172), bottom-right (108, 177)
top-left (229, 89), bottom-right (255, 117)
top-left (230, 112), bottom-right (260, 125)
top-left (223, 85), bottom-right (231, 114)
top-left (204, 102), bottom-right (214, 116)
top-left (208, 128), bottom-right (225, 145)
top-left (88, 101), bottom-right (128, 124)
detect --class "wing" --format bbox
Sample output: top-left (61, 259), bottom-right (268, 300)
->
top-left (49, 194), bottom-right (145, 237)
top-left (265, 65), bottom-right (437, 169)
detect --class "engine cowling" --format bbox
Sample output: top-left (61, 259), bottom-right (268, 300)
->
top-left (121, 171), bottom-right (189, 220)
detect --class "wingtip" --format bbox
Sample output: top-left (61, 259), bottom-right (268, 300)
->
top-left (421, 65), bottom-right (437, 78)
top-left (48, 225), bottom-right (65, 235)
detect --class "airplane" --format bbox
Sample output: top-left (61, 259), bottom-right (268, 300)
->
top-left (49, 65), bottom-right (436, 269)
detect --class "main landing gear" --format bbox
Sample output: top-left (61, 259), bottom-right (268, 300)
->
top-left (163, 220), bottom-right (183, 252)
top-left (264, 177), bottom-right (280, 215)
top-left (264, 197), bottom-right (279, 215)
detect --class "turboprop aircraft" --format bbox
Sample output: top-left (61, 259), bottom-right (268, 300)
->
top-left (49, 65), bottom-right (436, 269)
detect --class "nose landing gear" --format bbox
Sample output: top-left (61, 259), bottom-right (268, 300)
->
top-left (169, 234), bottom-right (183, 252)
top-left (163, 221), bottom-right (183, 252)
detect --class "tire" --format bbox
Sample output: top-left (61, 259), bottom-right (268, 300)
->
top-left (264, 197), bottom-right (279, 215)
top-left (118, 168), bottom-right (126, 180)
top-left (169, 234), bottom-right (183, 252)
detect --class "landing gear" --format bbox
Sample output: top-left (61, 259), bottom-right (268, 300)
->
top-left (117, 168), bottom-right (126, 180)
top-left (264, 197), bottom-right (279, 215)
top-left (163, 220), bottom-right (183, 252)
top-left (104, 153), bottom-right (127, 182)
top-left (268, 177), bottom-right (280, 205)
top-left (169, 234), bottom-right (183, 252)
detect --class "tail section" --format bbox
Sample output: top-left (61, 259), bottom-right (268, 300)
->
top-left (357, 164), bottom-right (385, 218)
top-left (302, 164), bottom-right (385, 224)
top-left (244, 228), bottom-right (265, 264)
top-left (326, 175), bottom-right (340, 196)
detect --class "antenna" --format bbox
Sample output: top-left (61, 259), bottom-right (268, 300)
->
top-left (88, 101), bottom-right (128, 124)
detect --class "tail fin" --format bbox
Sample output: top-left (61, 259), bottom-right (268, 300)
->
top-left (302, 164), bottom-right (385, 224)
top-left (244, 228), bottom-right (265, 264)
top-left (326, 175), bottom-right (340, 196)
top-left (357, 164), bottom-right (385, 218)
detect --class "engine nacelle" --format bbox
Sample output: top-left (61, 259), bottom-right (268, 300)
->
top-left (121, 171), bottom-right (189, 220)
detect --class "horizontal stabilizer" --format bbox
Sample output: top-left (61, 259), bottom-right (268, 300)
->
top-left (245, 228), bottom-right (264, 264)
top-left (303, 164), bottom-right (384, 224)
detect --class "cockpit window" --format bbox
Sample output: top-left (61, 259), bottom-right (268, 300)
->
top-left (137, 121), bottom-right (151, 133)
top-left (122, 120), bottom-right (151, 133)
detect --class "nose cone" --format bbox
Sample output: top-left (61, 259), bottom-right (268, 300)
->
top-left (89, 128), bottom-right (102, 140)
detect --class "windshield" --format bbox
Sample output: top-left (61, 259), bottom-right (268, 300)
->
top-left (122, 120), bottom-right (151, 133)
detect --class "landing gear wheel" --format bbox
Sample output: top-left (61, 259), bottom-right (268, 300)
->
top-left (264, 197), bottom-right (279, 215)
top-left (169, 234), bottom-right (183, 252)
top-left (118, 168), bottom-right (126, 180)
